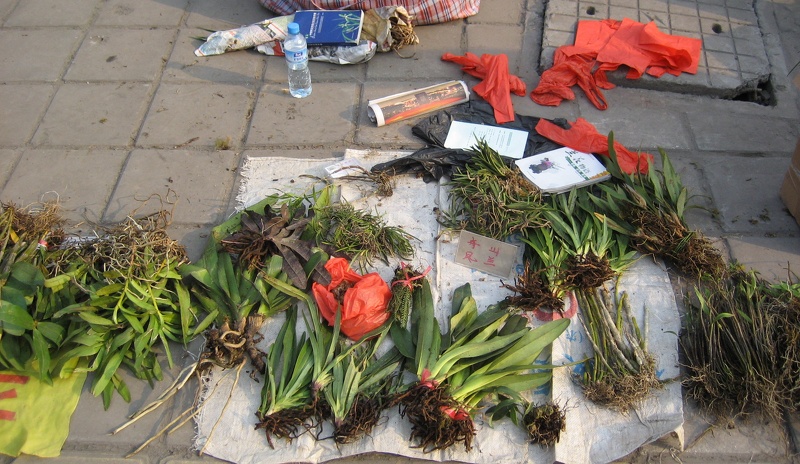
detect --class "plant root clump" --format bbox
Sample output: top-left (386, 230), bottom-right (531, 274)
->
top-left (503, 263), bottom-right (564, 313)
top-left (333, 395), bottom-right (386, 445)
top-left (560, 252), bottom-right (616, 290)
top-left (200, 314), bottom-right (266, 374)
top-left (397, 383), bottom-right (475, 452)
top-left (523, 403), bottom-right (566, 447)
top-left (4, 201), bottom-right (67, 246)
top-left (582, 357), bottom-right (662, 413)
top-left (628, 208), bottom-right (724, 279)
top-left (255, 403), bottom-right (318, 449)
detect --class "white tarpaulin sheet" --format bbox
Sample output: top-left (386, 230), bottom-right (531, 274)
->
top-left (194, 150), bottom-right (684, 464)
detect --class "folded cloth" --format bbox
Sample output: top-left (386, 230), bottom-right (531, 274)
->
top-left (442, 52), bottom-right (526, 124)
top-left (535, 117), bottom-right (653, 174)
top-left (532, 18), bottom-right (702, 110)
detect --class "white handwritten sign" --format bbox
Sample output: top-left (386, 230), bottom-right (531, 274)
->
top-left (454, 230), bottom-right (520, 277)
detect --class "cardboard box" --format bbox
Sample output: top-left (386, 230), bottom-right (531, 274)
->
top-left (780, 138), bottom-right (800, 227)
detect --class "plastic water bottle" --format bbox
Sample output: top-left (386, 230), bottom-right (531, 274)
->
top-left (284, 22), bottom-right (312, 98)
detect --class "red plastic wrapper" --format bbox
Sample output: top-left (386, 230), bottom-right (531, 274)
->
top-left (441, 52), bottom-right (526, 124)
top-left (535, 117), bottom-right (653, 174)
top-left (311, 257), bottom-right (392, 341)
top-left (532, 18), bottom-right (701, 110)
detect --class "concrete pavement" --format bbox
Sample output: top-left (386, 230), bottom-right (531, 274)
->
top-left (1, 0), bottom-right (800, 462)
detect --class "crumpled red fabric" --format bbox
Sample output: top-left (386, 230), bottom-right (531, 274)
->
top-left (535, 117), bottom-right (653, 174)
top-left (311, 257), bottom-right (392, 341)
top-left (442, 52), bottom-right (526, 124)
top-left (532, 18), bottom-right (702, 110)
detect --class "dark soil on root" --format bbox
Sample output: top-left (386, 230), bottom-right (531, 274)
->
top-left (333, 395), bottom-right (386, 444)
top-left (397, 383), bottom-right (475, 452)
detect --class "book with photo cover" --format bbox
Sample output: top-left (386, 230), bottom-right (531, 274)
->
top-left (293, 10), bottom-right (363, 45)
top-left (514, 147), bottom-right (611, 194)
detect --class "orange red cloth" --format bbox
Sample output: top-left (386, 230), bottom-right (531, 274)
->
top-left (535, 117), bottom-right (653, 174)
top-left (441, 52), bottom-right (526, 124)
top-left (532, 18), bottom-right (702, 110)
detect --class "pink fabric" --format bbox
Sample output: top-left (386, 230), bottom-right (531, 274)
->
top-left (258, 0), bottom-right (481, 25)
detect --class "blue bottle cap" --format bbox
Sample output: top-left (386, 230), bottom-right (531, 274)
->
top-left (288, 22), bottom-right (300, 35)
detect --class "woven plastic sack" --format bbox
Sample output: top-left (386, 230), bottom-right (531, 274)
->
top-left (258, 0), bottom-right (480, 25)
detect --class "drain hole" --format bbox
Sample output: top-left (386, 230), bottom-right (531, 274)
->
top-left (586, 6), bottom-right (596, 15)
top-left (731, 78), bottom-right (775, 106)
top-left (711, 23), bottom-right (723, 33)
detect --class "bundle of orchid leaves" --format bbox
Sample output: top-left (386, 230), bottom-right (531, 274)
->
top-left (390, 279), bottom-right (569, 452)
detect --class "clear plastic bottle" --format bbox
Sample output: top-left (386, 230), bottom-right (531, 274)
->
top-left (283, 22), bottom-right (312, 98)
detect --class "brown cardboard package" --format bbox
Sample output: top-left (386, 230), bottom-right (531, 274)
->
top-left (780, 138), bottom-right (800, 227)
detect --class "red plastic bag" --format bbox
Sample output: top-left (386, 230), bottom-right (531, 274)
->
top-left (311, 257), bottom-right (392, 341)
top-left (531, 18), bottom-right (701, 110)
top-left (442, 52), bottom-right (525, 124)
top-left (535, 117), bottom-right (653, 174)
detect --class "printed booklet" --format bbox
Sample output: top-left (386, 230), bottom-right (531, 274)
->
top-left (293, 10), bottom-right (363, 45)
top-left (514, 147), bottom-right (610, 194)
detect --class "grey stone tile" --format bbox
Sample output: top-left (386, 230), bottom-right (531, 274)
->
top-left (464, 24), bottom-right (525, 75)
top-left (365, 22), bottom-right (464, 80)
top-left (702, 33), bottom-right (735, 53)
top-left (670, 13), bottom-right (701, 33)
top-left (33, 83), bottom-right (151, 147)
top-left (468, 0), bottom-right (525, 24)
top-left (0, 148), bottom-right (20, 189)
top-left (668, 0), bottom-right (698, 16)
top-left (0, 83), bottom-right (53, 146)
top-left (705, 50), bottom-right (738, 70)
top-left (609, 6), bottom-right (641, 21)
top-left (546, 0), bottom-right (579, 17)
top-left (95, 0), bottom-right (188, 27)
top-left (578, 2), bottom-right (610, 19)
top-left (640, 0), bottom-right (669, 14)
top-left (0, 0), bottom-right (18, 21)
top-left (138, 83), bottom-right (254, 148)
top-left (186, 0), bottom-right (272, 30)
top-left (66, 28), bottom-right (176, 82)
top-left (578, 88), bottom-right (693, 150)
top-left (1, 148), bottom-right (126, 224)
top-left (545, 13), bottom-right (579, 34)
top-left (105, 149), bottom-right (237, 223)
top-left (354, 81), bottom-right (440, 147)
top-left (687, 112), bottom-right (799, 152)
top-left (14, 453), bottom-right (148, 463)
top-left (728, 235), bottom-right (800, 282)
top-left (164, 29), bottom-right (265, 84)
top-left (701, 155), bottom-right (799, 234)
top-left (697, 4), bottom-right (727, 20)
top-left (0, 29), bottom-right (82, 81)
top-left (262, 51), bottom-right (367, 83)
top-left (247, 82), bottom-right (358, 146)
top-left (3, 0), bottom-right (99, 26)
top-left (165, 223), bottom-right (215, 263)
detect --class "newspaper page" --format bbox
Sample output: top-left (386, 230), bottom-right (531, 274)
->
top-left (367, 80), bottom-right (470, 126)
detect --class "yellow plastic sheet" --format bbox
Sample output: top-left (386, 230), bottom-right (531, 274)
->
top-left (0, 369), bottom-right (87, 457)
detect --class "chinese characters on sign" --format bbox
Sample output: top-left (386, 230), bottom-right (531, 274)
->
top-left (454, 230), bottom-right (519, 277)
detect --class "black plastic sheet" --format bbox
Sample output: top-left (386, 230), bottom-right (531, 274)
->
top-left (371, 100), bottom-right (568, 182)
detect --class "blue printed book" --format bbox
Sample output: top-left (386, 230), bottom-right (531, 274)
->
top-left (293, 10), bottom-right (363, 45)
